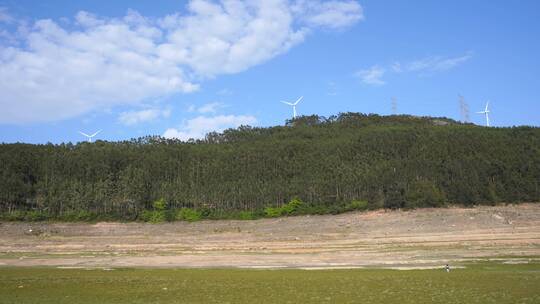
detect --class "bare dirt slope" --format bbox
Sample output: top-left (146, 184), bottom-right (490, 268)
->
top-left (1, 204), bottom-right (539, 269)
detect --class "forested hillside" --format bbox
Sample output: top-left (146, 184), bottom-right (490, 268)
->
top-left (1, 113), bottom-right (539, 221)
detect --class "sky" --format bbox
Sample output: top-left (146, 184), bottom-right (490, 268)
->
top-left (0, 0), bottom-right (539, 143)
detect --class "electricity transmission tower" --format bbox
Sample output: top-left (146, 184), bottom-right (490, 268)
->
top-left (459, 95), bottom-right (470, 123)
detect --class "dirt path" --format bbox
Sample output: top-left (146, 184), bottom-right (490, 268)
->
top-left (1, 204), bottom-right (539, 269)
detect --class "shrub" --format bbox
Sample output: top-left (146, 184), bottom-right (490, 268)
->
top-left (3, 211), bottom-right (26, 221)
top-left (238, 211), bottom-right (255, 220)
top-left (59, 210), bottom-right (96, 222)
top-left (139, 210), bottom-right (152, 222)
top-left (305, 204), bottom-right (331, 215)
top-left (328, 205), bottom-right (342, 214)
top-left (176, 208), bottom-right (202, 222)
top-left (140, 210), bottom-right (167, 223)
top-left (384, 189), bottom-right (407, 209)
top-left (406, 180), bottom-right (446, 208)
top-left (199, 207), bottom-right (212, 218)
top-left (265, 198), bottom-right (306, 217)
top-left (152, 198), bottom-right (168, 211)
top-left (264, 207), bottom-right (282, 218)
top-left (24, 211), bottom-right (47, 221)
top-left (347, 200), bottom-right (368, 211)
top-left (76, 210), bottom-right (95, 221)
top-left (284, 198), bottom-right (304, 215)
top-left (137, 198), bottom-right (170, 223)
top-left (280, 204), bottom-right (295, 215)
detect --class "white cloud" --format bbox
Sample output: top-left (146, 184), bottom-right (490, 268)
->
top-left (0, 29), bottom-right (14, 42)
top-left (356, 52), bottom-right (473, 86)
top-left (0, 7), bottom-right (17, 43)
top-left (0, 13), bottom-right (196, 124)
top-left (118, 108), bottom-right (171, 126)
top-left (391, 62), bottom-right (402, 73)
top-left (197, 102), bottom-right (225, 113)
top-left (187, 104), bottom-right (197, 112)
top-left (327, 81), bottom-right (338, 96)
top-left (0, 1), bottom-right (363, 124)
top-left (75, 11), bottom-right (105, 28)
top-left (292, 0), bottom-right (363, 29)
top-left (186, 101), bottom-right (226, 113)
top-left (354, 65), bottom-right (386, 86)
top-left (217, 88), bottom-right (233, 95)
top-left (406, 53), bottom-right (473, 72)
top-left (163, 114), bottom-right (256, 140)
top-left (0, 7), bottom-right (14, 24)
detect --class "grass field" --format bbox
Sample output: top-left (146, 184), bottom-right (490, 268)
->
top-left (1, 263), bottom-right (539, 304)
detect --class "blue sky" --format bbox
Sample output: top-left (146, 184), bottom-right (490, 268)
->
top-left (0, 0), bottom-right (539, 143)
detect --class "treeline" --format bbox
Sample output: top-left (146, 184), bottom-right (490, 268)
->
top-left (0, 113), bottom-right (539, 221)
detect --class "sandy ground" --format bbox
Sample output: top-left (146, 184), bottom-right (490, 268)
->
top-left (1, 204), bottom-right (539, 269)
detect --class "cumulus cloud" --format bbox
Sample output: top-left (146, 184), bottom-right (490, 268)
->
top-left (163, 114), bottom-right (256, 140)
top-left (118, 108), bottom-right (171, 125)
top-left (354, 65), bottom-right (386, 85)
top-left (0, 11), bottom-right (196, 124)
top-left (0, 0), bottom-right (363, 124)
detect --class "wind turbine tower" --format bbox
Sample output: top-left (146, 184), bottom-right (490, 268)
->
top-left (476, 101), bottom-right (491, 127)
top-left (391, 97), bottom-right (397, 115)
top-left (281, 96), bottom-right (303, 119)
top-left (79, 130), bottom-right (102, 142)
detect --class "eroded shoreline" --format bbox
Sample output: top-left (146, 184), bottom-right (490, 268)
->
top-left (1, 204), bottom-right (539, 269)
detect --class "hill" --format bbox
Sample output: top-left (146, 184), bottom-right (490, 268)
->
top-left (0, 113), bottom-right (539, 220)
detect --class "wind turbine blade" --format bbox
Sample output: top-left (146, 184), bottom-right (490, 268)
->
top-left (476, 111), bottom-right (485, 114)
top-left (485, 101), bottom-right (489, 112)
top-left (280, 101), bottom-right (294, 106)
top-left (293, 96), bottom-right (303, 105)
top-left (79, 131), bottom-right (90, 137)
top-left (90, 130), bottom-right (102, 137)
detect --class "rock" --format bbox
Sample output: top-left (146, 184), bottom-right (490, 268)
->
top-left (492, 214), bottom-right (504, 221)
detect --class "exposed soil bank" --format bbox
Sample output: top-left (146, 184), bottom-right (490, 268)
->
top-left (1, 204), bottom-right (539, 269)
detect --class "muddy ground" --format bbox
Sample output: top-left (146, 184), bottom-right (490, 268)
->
top-left (1, 204), bottom-right (539, 269)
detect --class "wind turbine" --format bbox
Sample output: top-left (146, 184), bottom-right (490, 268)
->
top-left (281, 96), bottom-right (303, 119)
top-left (476, 101), bottom-right (491, 127)
top-left (79, 130), bottom-right (102, 142)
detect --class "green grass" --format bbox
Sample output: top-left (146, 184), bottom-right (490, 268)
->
top-left (0, 263), bottom-right (539, 304)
